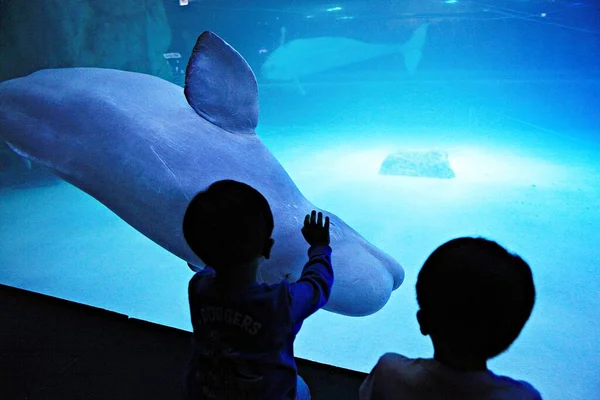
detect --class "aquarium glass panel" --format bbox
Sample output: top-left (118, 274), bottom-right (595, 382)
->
top-left (1, 1), bottom-right (598, 399)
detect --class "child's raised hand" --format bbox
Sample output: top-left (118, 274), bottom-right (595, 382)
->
top-left (301, 210), bottom-right (330, 246)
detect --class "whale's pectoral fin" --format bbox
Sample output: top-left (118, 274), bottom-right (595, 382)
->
top-left (3, 141), bottom-right (32, 170)
top-left (184, 31), bottom-right (259, 135)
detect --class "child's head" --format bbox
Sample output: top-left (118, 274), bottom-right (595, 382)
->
top-left (416, 237), bottom-right (535, 361)
top-left (182, 179), bottom-right (274, 272)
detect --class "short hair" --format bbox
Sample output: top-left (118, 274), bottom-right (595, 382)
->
top-left (182, 180), bottom-right (274, 269)
top-left (416, 237), bottom-right (535, 360)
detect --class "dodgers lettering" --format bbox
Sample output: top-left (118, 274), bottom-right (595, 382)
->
top-left (199, 306), bottom-right (262, 335)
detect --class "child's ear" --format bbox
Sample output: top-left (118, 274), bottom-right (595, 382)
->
top-left (262, 238), bottom-right (275, 259)
top-left (417, 310), bottom-right (429, 336)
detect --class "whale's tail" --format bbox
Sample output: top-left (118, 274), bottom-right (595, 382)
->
top-left (401, 24), bottom-right (429, 75)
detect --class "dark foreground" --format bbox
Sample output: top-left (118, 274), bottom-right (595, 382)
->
top-left (0, 284), bottom-right (365, 399)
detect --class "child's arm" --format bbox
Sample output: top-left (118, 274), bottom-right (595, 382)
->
top-left (288, 210), bottom-right (334, 323)
top-left (288, 244), bottom-right (334, 323)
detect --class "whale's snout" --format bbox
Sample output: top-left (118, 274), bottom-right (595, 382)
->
top-left (366, 244), bottom-right (405, 290)
top-left (261, 61), bottom-right (276, 79)
top-left (321, 236), bottom-right (405, 316)
top-left (311, 212), bottom-right (405, 316)
top-left (259, 208), bottom-right (405, 317)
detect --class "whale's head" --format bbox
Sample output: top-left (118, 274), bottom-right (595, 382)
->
top-left (323, 211), bottom-right (404, 316)
top-left (259, 205), bottom-right (405, 317)
top-left (260, 43), bottom-right (311, 82)
top-left (261, 52), bottom-right (293, 81)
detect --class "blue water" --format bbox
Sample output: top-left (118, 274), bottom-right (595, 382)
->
top-left (1, 1), bottom-right (599, 399)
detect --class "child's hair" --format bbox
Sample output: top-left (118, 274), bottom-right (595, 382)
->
top-left (416, 237), bottom-right (535, 360)
top-left (182, 179), bottom-right (274, 269)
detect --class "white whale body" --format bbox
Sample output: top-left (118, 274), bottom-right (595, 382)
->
top-left (0, 32), bottom-right (404, 316)
top-left (262, 24), bottom-right (429, 81)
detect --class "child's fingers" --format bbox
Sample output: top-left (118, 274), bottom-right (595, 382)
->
top-left (310, 210), bottom-right (317, 224)
top-left (317, 212), bottom-right (323, 226)
top-left (304, 214), bottom-right (310, 226)
top-left (324, 216), bottom-right (330, 230)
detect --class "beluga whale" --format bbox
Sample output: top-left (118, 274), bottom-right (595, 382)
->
top-left (262, 24), bottom-right (429, 86)
top-left (0, 32), bottom-right (404, 317)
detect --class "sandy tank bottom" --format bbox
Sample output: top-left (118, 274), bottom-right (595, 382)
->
top-left (0, 123), bottom-right (598, 400)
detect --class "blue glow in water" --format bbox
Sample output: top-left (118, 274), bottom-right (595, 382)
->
top-left (0, 1), bottom-right (599, 399)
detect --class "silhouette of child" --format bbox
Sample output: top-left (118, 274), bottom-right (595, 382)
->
top-left (360, 237), bottom-right (541, 399)
top-left (182, 179), bottom-right (333, 400)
